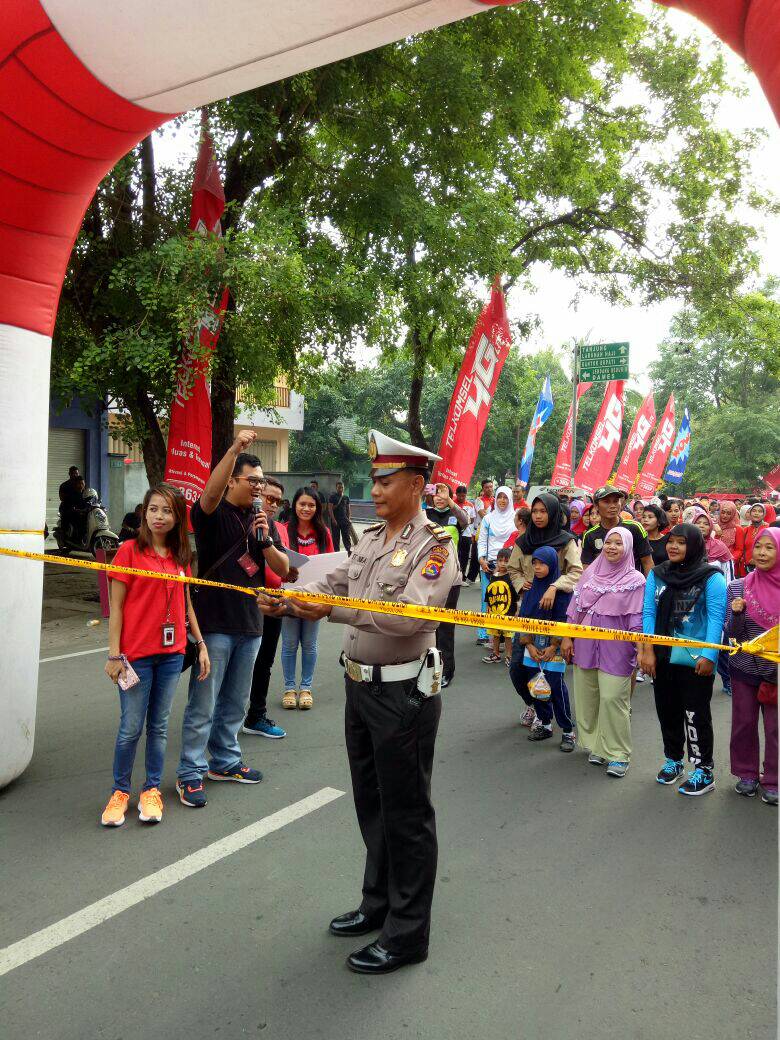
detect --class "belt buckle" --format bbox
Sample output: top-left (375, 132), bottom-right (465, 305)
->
top-left (345, 658), bottom-right (362, 683)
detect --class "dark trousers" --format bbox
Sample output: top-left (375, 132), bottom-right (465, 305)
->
top-left (345, 675), bottom-right (441, 954)
top-left (653, 660), bottom-right (715, 769)
top-left (330, 522), bottom-right (352, 555)
top-left (244, 614), bottom-right (282, 724)
top-left (458, 535), bottom-right (478, 581)
top-left (509, 649), bottom-right (573, 731)
top-left (435, 585), bottom-right (461, 682)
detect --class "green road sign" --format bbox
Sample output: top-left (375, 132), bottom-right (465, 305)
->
top-left (578, 341), bottom-right (630, 382)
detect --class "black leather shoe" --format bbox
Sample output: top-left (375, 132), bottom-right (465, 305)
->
top-left (329, 910), bottom-right (384, 937)
top-left (347, 941), bottom-right (428, 975)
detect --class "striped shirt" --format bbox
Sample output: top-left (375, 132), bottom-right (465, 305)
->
top-left (725, 579), bottom-right (777, 684)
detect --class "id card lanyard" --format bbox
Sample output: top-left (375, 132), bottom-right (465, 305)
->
top-left (234, 512), bottom-right (261, 578)
top-left (149, 549), bottom-right (177, 647)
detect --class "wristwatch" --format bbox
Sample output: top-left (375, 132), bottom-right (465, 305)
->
top-left (257, 536), bottom-right (273, 550)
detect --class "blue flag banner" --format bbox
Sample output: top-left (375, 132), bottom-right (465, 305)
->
top-left (664, 407), bottom-right (691, 485)
top-left (519, 375), bottom-right (554, 485)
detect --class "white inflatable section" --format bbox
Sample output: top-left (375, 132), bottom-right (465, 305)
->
top-left (42, 0), bottom-right (486, 112)
top-left (0, 325), bottom-right (51, 788)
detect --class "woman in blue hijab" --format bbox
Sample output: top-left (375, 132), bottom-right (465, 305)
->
top-left (508, 545), bottom-right (576, 750)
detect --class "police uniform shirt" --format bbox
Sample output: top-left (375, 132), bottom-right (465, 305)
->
top-left (300, 510), bottom-right (460, 665)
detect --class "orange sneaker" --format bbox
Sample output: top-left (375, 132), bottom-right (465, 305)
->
top-left (101, 790), bottom-right (129, 827)
top-left (138, 788), bottom-right (163, 824)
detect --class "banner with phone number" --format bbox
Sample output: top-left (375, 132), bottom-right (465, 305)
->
top-left (2, 547), bottom-right (778, 664)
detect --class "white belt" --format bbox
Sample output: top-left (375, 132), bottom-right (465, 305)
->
top-left (342, 655), bottom-right (421, 684)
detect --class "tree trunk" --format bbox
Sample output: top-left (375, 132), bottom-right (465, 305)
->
top-left (139, 135), bottom-right (156, 250)
top-left (128, 387), bottom-right (167, 486)
top-left (407, 329), bottom-right (430, 451)
top-left (211, 298), bottom-right (237, 467)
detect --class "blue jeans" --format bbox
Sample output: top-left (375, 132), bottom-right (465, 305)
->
top-left (281, 616), bottom-right (320, 690)
top-left (177, 633), bottom-right (261, 782)
top-left (112, 652), bottom-right (184, 793)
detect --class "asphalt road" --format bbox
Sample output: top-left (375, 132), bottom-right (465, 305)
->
top-left (1, 583), bottom-right (776, 1040)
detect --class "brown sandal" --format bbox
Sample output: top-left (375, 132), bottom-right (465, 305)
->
top-left (298, 689), bottom-right (313, 710)
top-left (282, 689), bottom-right (298, 710)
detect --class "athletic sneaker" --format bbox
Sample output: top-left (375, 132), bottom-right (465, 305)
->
top-left (606, 761), bottom-right (629, 778)
top-left (475, 637), bottom-right (490, 647)
top-left (588, 753), bottom-right (606, 766)
top-left (678, 767), bottom-right (715, 796)
top-left (528, 725), bottom-right (553, 742)
top-left (635, 671), bottom-right (646, 683)
top-left (559, 732), bottom-right (576, 753)
top-left (656, 759), bottom-right (684, 785)
top-left (207, 763), bottom-right (263, 784)
top-left (242, 715), bottom-right (286, 739)
top-left (761, 788), bottom-right (778, 806)
top-left (176, 779), bottom-right (207, 808)
top-left (138, 788), bottom-right (163, 823)
top-left (101, 790), bottom-right (129, 827)
top-left (734, 778), bottom-right (760, 797)
top-left (519, 707), bottom-right (536, 728)
top-left (482, 652), bottom-right (502, 664)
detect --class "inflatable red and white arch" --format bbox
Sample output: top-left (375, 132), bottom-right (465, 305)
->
top-left (0, 0), bottom-right (777, 787)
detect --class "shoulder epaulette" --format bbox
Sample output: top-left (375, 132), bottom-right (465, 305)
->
top-left (364, 521), bottom-right (386, 533)
top-left (424, 520), bottom-right (452, 542)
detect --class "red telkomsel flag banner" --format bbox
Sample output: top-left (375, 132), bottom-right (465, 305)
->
top-left (573, 380), bottom-right (625, 495)
top-left (164, 118), bottom-right (229, 512)
top-left (550, 382), bottom-right (592, 487)
top-left (760, 463), bottom-right (780, 490)
top-left (431, 278), bottom-right (512, 490)
top-left (613, 392), bottom-right (657, 493)
top-left (634, 395), bottom-right (676, 497)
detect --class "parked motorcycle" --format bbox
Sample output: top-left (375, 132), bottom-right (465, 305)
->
top-left (53, 488), bottom-right (119, 556)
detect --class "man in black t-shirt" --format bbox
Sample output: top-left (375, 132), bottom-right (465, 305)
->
top-left (176, 431), bottom-right (288, 808)
top-left (328, 480), bottom-right (352, 554)
top-left (581, 485), bottom-right (653, 575)
top-left (309, 479), bottom-right (327, 506)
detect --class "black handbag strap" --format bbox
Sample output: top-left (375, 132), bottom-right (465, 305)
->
top-left (198, 532), bottom-right (248, 583)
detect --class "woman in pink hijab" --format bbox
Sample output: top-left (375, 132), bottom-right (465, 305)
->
top-left (561, 527), bottom-right (645, 779)
top-left (691, 508), bottom-right (734, 580)
top-left (717, 501), bottom-right (740, 550)
top-left (725, 528), bottom-right (780, 805)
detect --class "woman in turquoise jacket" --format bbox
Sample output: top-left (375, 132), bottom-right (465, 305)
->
top-left (638, 524), bottom-right (727, 797)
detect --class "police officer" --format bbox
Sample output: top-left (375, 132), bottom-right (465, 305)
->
top-left (258, 431), bottom-right (459, 974)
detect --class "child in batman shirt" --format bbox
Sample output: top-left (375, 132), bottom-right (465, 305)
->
top-left (483, 548), bottom-right (518, 664)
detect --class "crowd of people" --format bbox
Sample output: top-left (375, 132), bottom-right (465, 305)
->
top-left (98, 439), bottom-right (779, 827)
top-left (449, 480), bottom-right (779, 801)
top-left (100, 431), bottom-right (353, 826)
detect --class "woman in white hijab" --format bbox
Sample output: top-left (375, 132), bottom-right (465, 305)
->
top-left (476, 486), bottom-right (515, 644)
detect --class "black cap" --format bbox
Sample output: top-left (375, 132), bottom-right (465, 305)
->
top-left (593, 485), bottom-right (626, 503)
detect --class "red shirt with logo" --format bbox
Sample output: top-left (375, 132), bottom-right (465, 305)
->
top-left (110, 539), bottom-right (191, 661)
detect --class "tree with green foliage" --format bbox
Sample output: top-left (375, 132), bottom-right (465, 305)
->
top-left (54, 0), bottom-right (773, 483)
top-left (649, 282), bottom-right (780, 493)
top-left (291, 348), bottom-right (645, 491)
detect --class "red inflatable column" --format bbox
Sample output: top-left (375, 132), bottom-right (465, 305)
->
top-left (0, 0), bottom-right (172, 787)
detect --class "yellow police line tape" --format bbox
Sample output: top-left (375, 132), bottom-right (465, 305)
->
top-left (0, 546), bottom-right (778, 664)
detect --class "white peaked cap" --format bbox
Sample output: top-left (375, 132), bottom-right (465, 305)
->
top-left (368, 430), bottom-right (442, 475)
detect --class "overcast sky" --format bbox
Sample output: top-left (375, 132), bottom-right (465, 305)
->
top-left (154, 2), bottom-right (779, 392)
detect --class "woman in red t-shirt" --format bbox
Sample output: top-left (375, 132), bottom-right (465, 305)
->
top-left (101, 484), bottom-right (209, 828)
top-left (279, 486), bottom-right (334, 710)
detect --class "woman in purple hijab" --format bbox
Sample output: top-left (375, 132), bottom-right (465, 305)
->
top-left (561, 527), bottom-right (645, 779)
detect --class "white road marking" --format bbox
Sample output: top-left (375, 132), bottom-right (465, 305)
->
top-left (39, 647), bottom-right (108, 664)
top-left (0, 787), bottom-right (345, 977)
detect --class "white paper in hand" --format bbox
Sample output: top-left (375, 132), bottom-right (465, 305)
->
top-left (283, 551), bottom-right (348, 588)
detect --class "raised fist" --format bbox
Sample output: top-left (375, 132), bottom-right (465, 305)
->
top-left (233, 429), bottom-right (257, 453)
